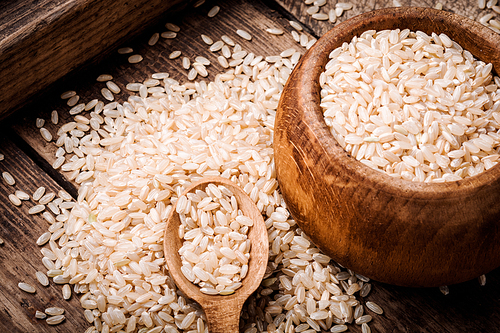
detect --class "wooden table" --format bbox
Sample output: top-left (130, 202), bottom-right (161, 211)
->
top-left (1, 0), bottom-right (499, 332)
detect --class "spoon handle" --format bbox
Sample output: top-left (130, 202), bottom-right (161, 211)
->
top-left (204, 300), bottom-right (243, 333)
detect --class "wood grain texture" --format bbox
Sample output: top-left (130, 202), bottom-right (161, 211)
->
top-left (0, 0), bottom-right (188, 120)
top-left (275, 7), bottom-right (500, 287)
top-left (4, 0), bottom-right (500, 332)
top-left (164, 177), bottom-right (268, 333)
top-left (0, 137), bottom-right (87, 333)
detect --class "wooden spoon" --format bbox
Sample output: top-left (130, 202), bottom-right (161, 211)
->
top-left (164, 176), bottom-right (269, 333)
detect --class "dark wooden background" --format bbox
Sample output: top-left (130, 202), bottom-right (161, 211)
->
top-left (1, 0), bottom-right (499, 332)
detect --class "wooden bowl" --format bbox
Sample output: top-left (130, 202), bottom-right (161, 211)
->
top-left (275, 7), bottom-right (500, 287)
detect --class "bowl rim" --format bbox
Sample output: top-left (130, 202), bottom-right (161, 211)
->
top-left (297, 6), bottom-right (500, 200)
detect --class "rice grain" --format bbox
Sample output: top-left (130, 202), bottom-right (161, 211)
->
top-left (67, 95), bottom-right (79, 107)
top-left (210, 41), bottom-right (224, 52)
top-left (96, 74), bottom-right (113, 82)
top-left (36, 232), bottom-right (51, 246)
top-left (166, 23), bottom-right (181, 32)
top-left (117, 47), bottom-right (133, 54)
top-left (15, 190), bottom-right (29, 200)
top-left (35, 311), bottom-right (47, 319)
top-left (51, 110), bottom-right (59, 124)
top-left (128, 54), bottom-right (143, 64)
top-left (36, 118), bottom-right (45, 128)
top-left (366, 301), bottom-right (383, 315)
top-left (45, 307), bottom-right (64, 316)
top-left (60, 91), bottom-right (76, 99)
top-left (148, 32), bottom-right (160, 46)
top-left (35, 271), bottom-right (49, 286)
top-left (2, 172), bottom-right (15, 185)
top-left (8, 194), bottom-right (21, 206)
top-left (18, 282), bottom-right (36, 293)
top-left (29, 205), bottom-right (45, 215)
top-left (266, 28), bottom-right (284, 35)
top-left (161, 31), bottom-right (177, 39)
top-left (46, 315), bottom-right (65, 325)
top-left (169, 51), bottom-right (182, 59)
top-left (221, 35), bottom-right (235, 46)
top-left (236, 29), bottom-right (252, 40)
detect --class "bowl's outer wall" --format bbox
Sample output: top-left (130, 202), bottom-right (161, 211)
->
top-left (275, 7), bottom-right (500, 287)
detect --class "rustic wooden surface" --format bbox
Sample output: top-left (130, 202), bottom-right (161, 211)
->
top-left (3, 0), bottom-right (500, 332)
top-left (0, 137), bottom-right (89, 332)
top-left (0, 0), bottom-right (187, 120)
top-left (164, 177), bottom-right (269, 333)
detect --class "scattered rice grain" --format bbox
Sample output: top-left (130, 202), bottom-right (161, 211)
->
top-left (128, 54), bottom-right (143, 64)
top-left (2, 172), bottom-right (15, 186)
top-left (169, 51), bottom-right (182, 59)
top-left (18, 282), bottom-right (36, 293)
top-left (46, 315), bottom-right (65, 325)
top-left (117, 47), bottom-right (133, 54)
top-left (236, 29), bottom-right (252, 41)
top-left (208, 6), bottom-right (220, 17)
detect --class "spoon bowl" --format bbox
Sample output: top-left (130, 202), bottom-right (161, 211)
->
top-left (164, 176), bottom-right (269, 333)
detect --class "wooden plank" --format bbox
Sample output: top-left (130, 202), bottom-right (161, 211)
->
top-left (0, 137), bottom-right (87, 332)
top-left (7, 0), bottom-right (500, 332)
top-left (0, 0), bottom-right (189, 120)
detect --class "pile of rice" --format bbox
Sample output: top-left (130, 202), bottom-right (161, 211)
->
top-left (320, 29), bottom-right (500, 182)
top-left (177, 183), bottom-right (253, 296)
top-left (33, 38), bottom-right (377, 333)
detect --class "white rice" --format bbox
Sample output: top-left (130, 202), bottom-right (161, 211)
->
top-left (178, 184), bottom-right (252, 295)
top-left (320, 29), bottom-right (500, 182)
top-left (2, 171), bottom-right (15, 185)
top-left (96, 74), bottom-right (113, 82)
top-left (35, 310), bottom-right (47, 319)
top-left (128, 54), bottom-right (143, 64)
top-left (169, 51), bottom-right (182, 59)
top-left (45, 307), bottom-right (64, 316)
top-left (161, 31), bottom-right (177, 39)
top-left (18, 282), bottom-right (36, 293)
top-left (15, 190), bottom-right (29, 200)
top-left (166, 23), bottom-right (180, 32)
top-left (148, 33), bottom-right (160, 46)
top-left (8, 194), bottom-right (21, 206)
top-left (60, 90), bottom-right (76, 99)
top-left (36, 118), bottom-right (45, 128)
top-left (67, 95), bottom-right (79, 107)
top-left (46, 315), bottom-right (65, 325)
top-left (266, 28), bottom-right (284, 35)
top-left (26, 13), bottom-right (389, 333)
top-left (236, 29), bottom-right (252, 41)
top-left (201, 34), bottom-right (213, 45)
top-left (208, 6), bottom-right (220, 17)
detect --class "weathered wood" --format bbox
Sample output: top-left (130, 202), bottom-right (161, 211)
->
top-left (5, 0), bottom-right (500, 332)
top-left (0, 0), bottom-right (188, 120)
top-left (164, 177), bottom-right (268, 333)
top-left (0, 137), bottom-right (86, 332)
